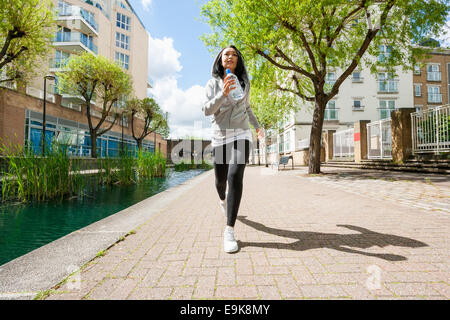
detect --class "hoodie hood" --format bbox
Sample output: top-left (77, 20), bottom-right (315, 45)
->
top-left (211, 47), bottom-right (250, 94)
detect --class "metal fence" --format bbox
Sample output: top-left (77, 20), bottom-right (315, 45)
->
top-left (333, 128), bottom-right (354, 158)
top-left (411, 104), bottom-right (450, 154)
top-left (367, 119), bottom-right (392, 159)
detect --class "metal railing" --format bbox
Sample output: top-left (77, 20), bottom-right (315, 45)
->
top-left (333, 128), bottom-right (354, 158)
top-left (54, 31), bottom-right (98, 54)
top-left (58, 4), bottom-right (98, 31)
top-left (324, 108), bottom-right (339, 120)
top-left (367, 119), bottom-right (392, 159)
top-left (25, 86), bottom-right (55, 103)
top-left (411, 104), bottom-right (450, 154)
top-left (49, 58), bottom-right (69, 70)
top-left (427, 71), bottom-right (441, 82)
top-left (428, 93), bottom-right (442, 104)
top-left (378, 80), bottom-right (398, 93)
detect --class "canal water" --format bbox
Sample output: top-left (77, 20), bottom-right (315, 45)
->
top-left (0, 168), bottom-right (207, 266)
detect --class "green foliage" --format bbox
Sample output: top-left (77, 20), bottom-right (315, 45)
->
top-left (174, 159), bottom-right (213, 171)
top-left (200, 0), bottom-right (449, 172)
top-left (0, 140), bottom-right (84, 203)
top-left (136, 149), bottom-right (167, 179)
top-left (57, 53), bottom-right (133, 158)
top-left (0, 0), bottom-right (56, 83)
top-left (125, 97), bottom-right (170, 149)
top-left (417, 113), bottom-right (450, 143)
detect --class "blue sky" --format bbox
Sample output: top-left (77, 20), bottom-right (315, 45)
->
top-left (128, 0), bottom-right (215, 139)
top-left (130, 0), bottom-right (213, 90)
top-left (127, 1), bottom-right (450, 140)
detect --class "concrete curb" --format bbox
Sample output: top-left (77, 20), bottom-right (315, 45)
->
top-left (0, 169), bottom-right (213, 300)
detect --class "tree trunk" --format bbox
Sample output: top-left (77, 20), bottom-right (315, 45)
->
top-left (90, 130), bottom-right (97, 158)
top-left (308, 97), bottom-right (326, 174)
top-left (137, 139), bottom-right (143, 152)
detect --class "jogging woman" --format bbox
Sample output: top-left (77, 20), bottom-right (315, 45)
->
top-left (203, 45), bottom-right (264, 253)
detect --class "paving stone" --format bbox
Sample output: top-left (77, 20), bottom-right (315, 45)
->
top-left (42, 167), bottom-right (450, 300)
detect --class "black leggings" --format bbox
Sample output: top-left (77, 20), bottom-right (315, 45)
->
top-left (213, 139), bottom-right (251, 227)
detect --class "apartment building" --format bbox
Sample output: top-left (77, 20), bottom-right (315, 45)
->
top-left (413, 48), bottom-right (450, 111)
top-left (0, 1), bottom-right (167, 158)
top-left (270, 46), bottom-right (414, 157)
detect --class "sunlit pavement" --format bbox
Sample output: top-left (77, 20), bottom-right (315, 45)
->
top-left (45, 166), bottom-right (450, 300)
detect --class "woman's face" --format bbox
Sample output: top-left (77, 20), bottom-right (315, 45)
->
top-left (221, 47), bottom-right (238, 74)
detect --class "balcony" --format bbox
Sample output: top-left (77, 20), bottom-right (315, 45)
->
top-left (352, 105), bottom-right (365, 111)
top-left (49, 84), bottom-right (97, 105)
top-left (324, 108), bottom-right (339, 121)
top-left (49, 58), bottom-right (69, 72)
top-left (57, 5), bottom-right (98, 35)
top-left (378, 80), bottom-right (398, 93)
top-left (428, 93), bottom-right (442, 104)
top-left (427, 71), bottom-right (441, 82)
top-left (54, 31), bottom-right (98, 55)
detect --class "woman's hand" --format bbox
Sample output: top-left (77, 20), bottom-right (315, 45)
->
top-left (222, 74), bottom-right (236, 97)
top-left (256, 128), bottom-right (265, 141)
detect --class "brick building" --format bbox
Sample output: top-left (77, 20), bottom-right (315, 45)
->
top-left (413, 48), bottom-right (450, 111)
top-left (0, 0), bottom-right (167, 158)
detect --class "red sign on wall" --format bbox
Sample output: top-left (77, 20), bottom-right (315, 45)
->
top-left (354, 132), bottom-right (360, 142)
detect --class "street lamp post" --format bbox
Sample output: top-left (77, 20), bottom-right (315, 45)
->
top-left (42, 75), bottom-right (55, 156)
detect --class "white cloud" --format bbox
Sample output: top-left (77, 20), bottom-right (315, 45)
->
top-left (141, 0), bottom-right (152, 11)
top-left (147, 33), bottom-right (211, 140)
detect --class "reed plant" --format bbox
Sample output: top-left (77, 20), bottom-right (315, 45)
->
top-left (174, 159), bottom-right (212, 171)
top-left (136, 149), bottom-right (167, 179)
top-left (0, 140), bottom-right (84, 202)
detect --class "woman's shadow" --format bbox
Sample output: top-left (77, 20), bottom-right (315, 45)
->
top-left (236, 216), bottom-right (428, 261)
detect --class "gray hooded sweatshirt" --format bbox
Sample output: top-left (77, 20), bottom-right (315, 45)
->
top-left (202, 49), bottom-right (261, 143)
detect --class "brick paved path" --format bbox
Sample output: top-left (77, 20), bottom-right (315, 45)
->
top-left (45, 166), bottom-right (450, 300)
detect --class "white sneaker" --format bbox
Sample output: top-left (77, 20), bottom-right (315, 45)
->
top-left (224, 226), bottom-right (238, 253)
top-left (219, 191), bottom-right (228, 216)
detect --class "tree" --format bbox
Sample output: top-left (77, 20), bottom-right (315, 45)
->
top-left (0, 0), bottom-right (55, 83)
top-left (57, 53), bottom-right (132, 158)
top-left (201, 0), bottom-right (449, 173)
top-left (125, 97), bottom-right (169, 151)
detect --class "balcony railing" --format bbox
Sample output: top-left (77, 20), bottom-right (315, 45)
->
top-left (378, 80), bottom-right (398, 93)
top-left (58, 5), bottom-right (98, 32)
top-left (324, 108), bottom-right (339, 120)
top-left (427, 71), bottom-right (441, 82)
top-left (49, 58), bottom-right (69, 70)
top-left (54, 32), bottom-right (98, 54)
top-left (351, 77), bottom-right (364, 83)
top-left (428, 93), bottom-right (443, 104)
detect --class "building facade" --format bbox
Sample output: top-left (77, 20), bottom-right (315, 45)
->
top-left (0, 0), bottom-right (167, 158)
top-left (413, 48), bottom-right (450, 112)
top-left (260, 46), bottom-right (450, 165)
top-left (272, 65), bottom-right (414, 158)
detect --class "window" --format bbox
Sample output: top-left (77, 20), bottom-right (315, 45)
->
top-left (326, 72), bottom-right (336, 89)
top-left (115, 52), bottom-right (129, 69)
top-left (379, 100), bottom-right (395, 119)
top-left (427, 64), bottom-right (441, 81)
top-left (427, 86), bottom-right (442, 103)
top-left (378, 72), bottom-right (398, 93)
top-left (378, 45), bottom-right (392, 62)
top-left (54, 50), bottom-right (69, 69)
top-left (324, 100), bottom-right (338, 120)
top-left (115, 32), bottom-right (129, 50)
top-left (414, 65), bottom-right (421, 75)
top-left (353, 100), bottom-right (362, 109)
top-left (285, 131), bottom-right (290, 152)
top-left (448, 63), bottom-right (450, 103)
top-left (414, 84), bottom-right (421, 97)
top-left (352, 71), bottom-right (362, 82)
top-left (116, 12), bottom-right (130, 31)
